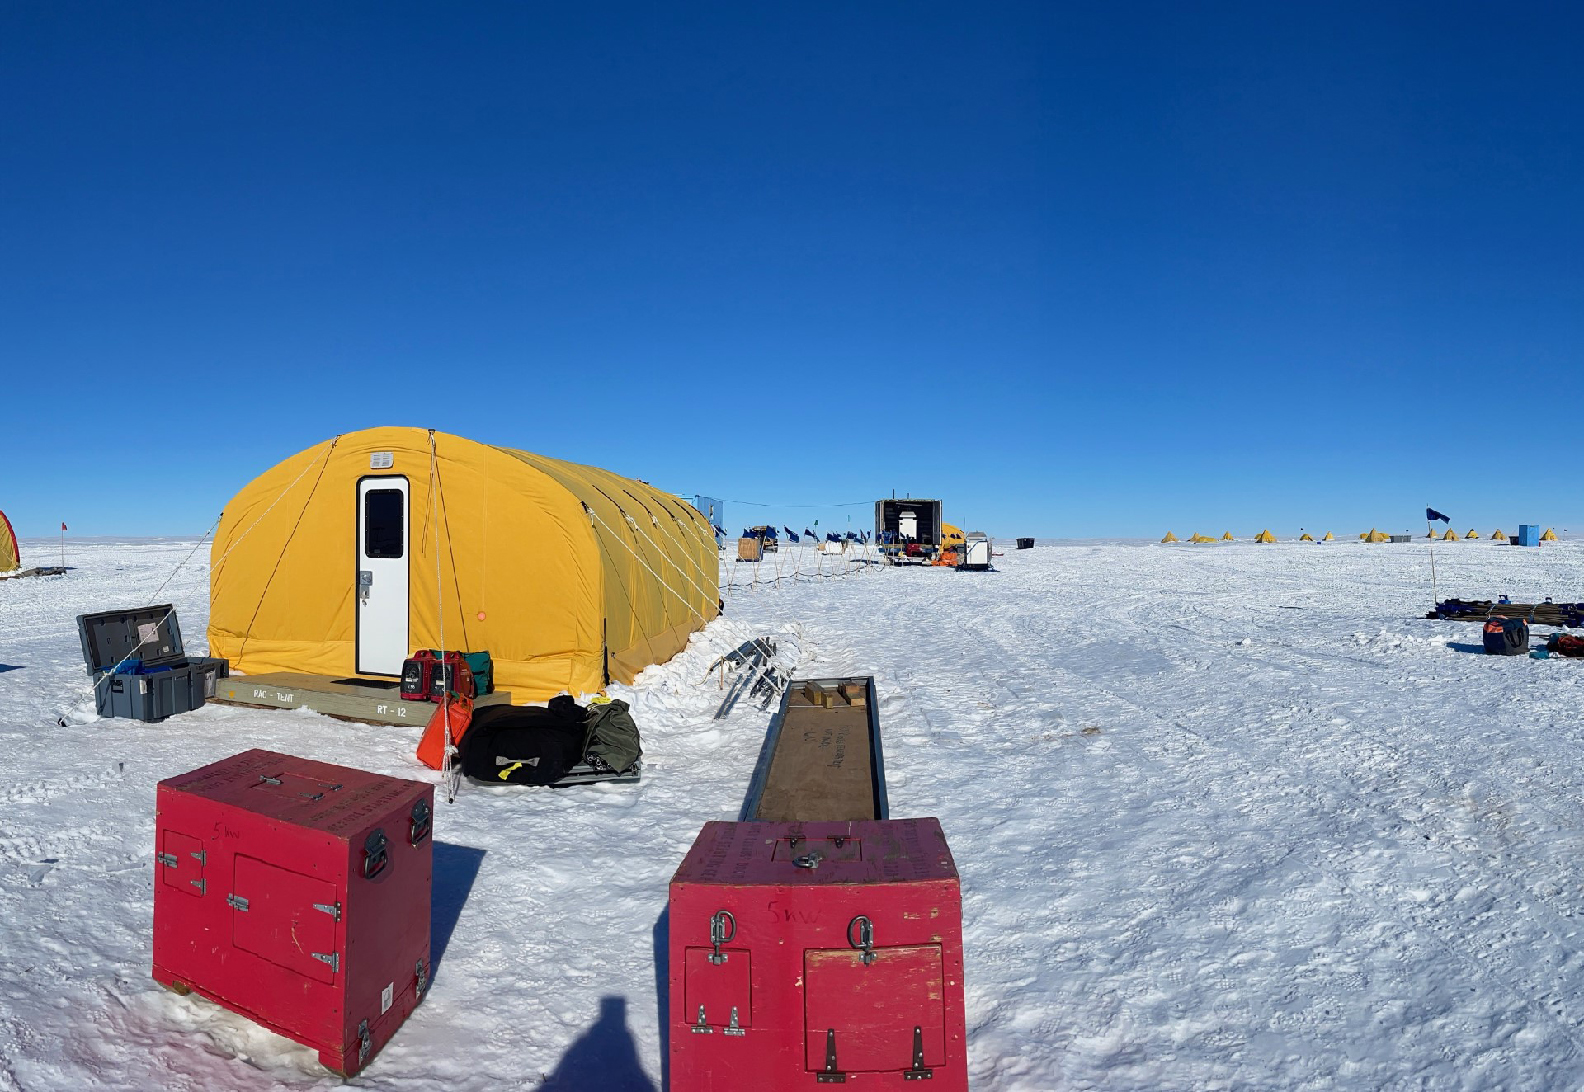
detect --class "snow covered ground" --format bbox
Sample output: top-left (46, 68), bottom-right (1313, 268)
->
top-left (3, 536), bottom-right (1584, 1090)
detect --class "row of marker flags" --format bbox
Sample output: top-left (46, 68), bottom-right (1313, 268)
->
top-left (721, 526), bottom-right (870, 544)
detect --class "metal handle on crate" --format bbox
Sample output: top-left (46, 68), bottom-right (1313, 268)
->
top-left (708, 909), bottom-right (736, 965)
top-left (847, 915), bottom-right (876, 965)
top-left (409, 799), bottom-right (432, 845)
top-left (362, 828), bottom-right (389, 879)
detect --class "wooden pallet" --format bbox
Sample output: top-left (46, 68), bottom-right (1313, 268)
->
top-left (211, 672), bottom-right (513, 727)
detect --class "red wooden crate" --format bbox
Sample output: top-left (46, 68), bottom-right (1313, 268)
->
top-left (152, 749), bottom-right (433, 1077)
top-left (669, 818), bottom-right (968, 1090)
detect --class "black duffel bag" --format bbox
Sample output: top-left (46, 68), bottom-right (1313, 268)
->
top-left (459, 695), bottom-right (590, 785)
top-left (1483, 617), bottom-right (1529, 656)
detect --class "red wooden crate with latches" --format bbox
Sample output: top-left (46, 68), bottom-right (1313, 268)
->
top-left (668, 817), bottom-right (968, 1090)
top-left (152, 749), bottom-right (433, 1077)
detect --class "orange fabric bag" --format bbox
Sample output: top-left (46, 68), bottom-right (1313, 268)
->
top-left (416, 693), bottom-right (474, 771)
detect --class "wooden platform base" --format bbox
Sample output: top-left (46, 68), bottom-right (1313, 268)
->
top-left (211, 672), bottom-right (513, 727)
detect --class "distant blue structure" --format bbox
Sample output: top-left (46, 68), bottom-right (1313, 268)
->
top-left (1518, 524), bottom-right (1541, 547)
top-left (691, 495), bottom-right (726, 546)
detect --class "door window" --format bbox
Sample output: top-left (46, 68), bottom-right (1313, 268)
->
top-left (364, 489), bottom-right (405, 558)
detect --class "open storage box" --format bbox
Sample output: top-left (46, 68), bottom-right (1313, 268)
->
top-left (76, 604), bottom-right (230, 722)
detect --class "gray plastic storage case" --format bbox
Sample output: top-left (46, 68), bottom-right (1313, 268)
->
top-left (75, 604), bottom-right (230, 722)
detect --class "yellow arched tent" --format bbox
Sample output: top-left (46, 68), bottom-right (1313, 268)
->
top-left (1161, 531), bottom-right (1179, 543)
top-left (1491, 529), bottom-right (1507, 542)
top-left (1464, 529), bottom-right (1479, 539)
top-left (1359, 532), bottom-right (1369, 540)
top-left (1441, 528), bottom-right (1459, 541)
top-left (941, 524), bottom-right (966, 551)
top-left (1255, 529), bottom-right (1277, 543)
top-left (208, 427), bottom-right (720, 701)
top-left (1322, 532), bottom-right (1335, 541)
top-left (1188, 533), bottom-right (1217, 543)
top-left (1299, 533), bottom-right (1315, 542)
top-left (0, 509), bottom-right (18, 572)
top-left (1222, 531), bottom-right (1235, 541)
top-left (1367, 529), bottom-right (1390, 543)
top-left (1542, 528), bottom-right (1558, 541)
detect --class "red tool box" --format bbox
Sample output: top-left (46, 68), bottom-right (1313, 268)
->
top-left (152, 749), bottom-right (433, 1077)
top-left (668, 817), bottom-right (968, 1090)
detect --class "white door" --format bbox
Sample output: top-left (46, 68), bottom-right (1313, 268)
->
top-left (356, 476), bottom-right (410, 675)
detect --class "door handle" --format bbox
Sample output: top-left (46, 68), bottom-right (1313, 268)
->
top-left (359, 570), bottom-right (373, 602)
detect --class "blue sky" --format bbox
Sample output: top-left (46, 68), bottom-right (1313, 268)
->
top-left (3, 3), bottom-right (1581, 539)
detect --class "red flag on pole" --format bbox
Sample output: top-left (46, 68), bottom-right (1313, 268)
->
top-left (61, 523), bottom-right (68, 531)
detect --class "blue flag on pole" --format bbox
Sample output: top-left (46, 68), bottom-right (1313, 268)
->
top-left (1426, 507), bottom-right (1451, 523)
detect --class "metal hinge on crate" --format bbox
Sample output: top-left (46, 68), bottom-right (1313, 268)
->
top-left (357, 1019), bottom-right (371, 1066)
top-left (724, 1006), bottom-right (745, 1037)
top-left (312, 951), bottom-right (340, 972)
top-left (818, 1028), bottom-right (847, 1083)
top-left (690, 1005), bottom-right (713, 1034)
top-left (313, 900), bottom-right (342, 920)
top-left (903, 1026), bottom-right (933, 1080)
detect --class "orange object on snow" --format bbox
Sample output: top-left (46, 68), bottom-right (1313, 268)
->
top-left (417, 693), bottom-right (474, 770)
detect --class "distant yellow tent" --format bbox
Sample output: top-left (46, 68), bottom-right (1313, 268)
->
top-left (1321, 532), bottom-right (1335, 541)
top-left (1161, 531), bottom-right (1179, 543)
top-left (1364, 528), bottom-right (1389, 543)
top-left (1254, 529), bottom-right (1277, 543)
top-left (1299, 533), bottom-right (1315, 542)
top-left (1491, 529), bottom-right (1507, 542)
top-left (1464, 529), bottom-right (1480, 539)
top-left (1441, 528), bottom-right (1459, 541)
top-left (1188, 533), bottom-right (1217, 543)
top-left (1359, 532), bottom-right (1369, 540)
top-left (1222, 531), bottom-right (1235, 541)
top-left (941, 524), bottom-right (966, 550)
top-left (1542, 528), bottom-right (1558, 541)
top-left (0, 509), bottom-right (18, 572)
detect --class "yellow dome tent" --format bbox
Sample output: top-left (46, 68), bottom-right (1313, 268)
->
top-left (1359, 532), bottom-right (1369, 540)
top-left (1542, 528), bottom-right (1558, 542)
top-left (1491, 529), bottom-right (1507, 542)
top-left (0, 509), bottom-right (18, 572)
top-left (1363, 528), bottom-right (1389, 543)
top-left (1222, 531), bottom-right (1235, 541)
top-left (1161, 531), bottom-right (1180, 543)
top-left (1254, 529), bottom-right (1277, 543)
top-left (1322, 532), bottom-right (1335, 541)
top-left (1299, 533), bottom-right (1315, 542)
top-left (209, 427), bottom-right (720, 701)
top-left (1441, 528), bottom-right (1459, 541)
top-left (1464, 529), bottom-right (1480, 539)
top-left (1188, 533), bottom-right (1217, 543)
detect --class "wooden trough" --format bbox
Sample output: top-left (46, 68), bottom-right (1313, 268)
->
top-left (210, 672), bottom-right (513, 727)
top-left (741, 675), bottom-right (888, 822)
